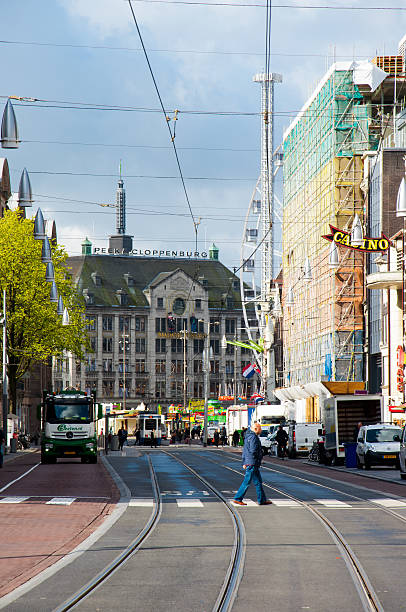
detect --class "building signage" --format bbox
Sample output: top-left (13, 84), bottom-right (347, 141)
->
top-left (397, 345), bottom-right (405, 393)
top-left (93, 247), bottom-right (208, 258)
top-left (158, 332), bottom-right (205, 339)
top-left (322, 225), bottom-right (391, 252)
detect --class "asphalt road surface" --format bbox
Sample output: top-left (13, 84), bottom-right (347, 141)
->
top-left (4, 446), bottom-right (406, 611)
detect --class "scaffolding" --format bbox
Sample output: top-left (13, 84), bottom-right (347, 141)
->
top-left (282, 64), bottom-right (378, 387)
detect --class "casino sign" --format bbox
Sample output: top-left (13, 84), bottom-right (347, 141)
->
top-left (323, 225), bottom-right (391, 252)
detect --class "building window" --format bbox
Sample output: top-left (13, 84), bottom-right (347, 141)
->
top-left (89, 336), bottom-right (97, 352)
top-left (155, 380), bottom-right (166, 398)
top-left (155, 338), bottom-right (166, 353)
top-left (75, 360), bottom-right (81, 375)
top-left (85, 358), bottom-right (96, 373)
top-left (225, 361), bottom-right (234, 375)
top-left (135, 338), bottom-right (146, 353)
top-left (155, 317), bottom-right (166, 333)
top-left (210, 360), bottom-right (220, 374)
top-left (135, 380), bottom-right (147, 396)
top-left (102, 315), bottom-right (113, 331)
top-left (155, 359), bottom-right (166, 373)
top-left (103, 359), bottom-right (113, 373)
top-left (193, 382), bottom-right (203, 398)
top-left (102, 380), bottom-right (114, 398)
top-left (226, 297), bottom-right (234, 309)
top-left (210, 381), bottom-right (220, 396)
top-left (176, 318), bottom-right (187, 332)
top-left (195, 298), bottom-right (202, 310)
top-left (225, 319), bottom-right (236, 335)
top-left (171, 338), bottom-right (186, 353)
top-left (171, 359), bottom-right (185, 374)
top-left (210, 339), bottom-right (220, 355)
top-left (118, 336), bottom-right (130, 354)
top-left (135, 359), bottom-right (146, 373)
top-left (118, 359), bottom-right (130, 373)
top-left (119, 316), bottom-right (130, 332)
top-left (210, 319), bottom-right (220, 334)
top-left (157, 297), bottom-right (164, 309)
top-left (194, 360), bottom-right (203, 374)
top-left (135, 317), bottom-right (145, 332)
top-left (193, 339), bottom-right (204, 354)
top-left (170, 380), bottom-right (183, 398)
top-left (85, 315), bottom-right (96, 331)
top-left (119, 379), bottom-right (131, 398)
top-left (102, 337), bottom-right (113, 352)
top-left (226, 343), bottom-right (235, 355)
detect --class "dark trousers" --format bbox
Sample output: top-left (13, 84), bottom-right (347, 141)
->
top-left (234, 465), bottom-right (267, 504)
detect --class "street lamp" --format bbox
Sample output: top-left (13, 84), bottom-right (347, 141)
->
top-left (1, 99), bottom-right (19, 149)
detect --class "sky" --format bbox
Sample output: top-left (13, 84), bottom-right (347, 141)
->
top-left (1, 0), bottom-right (406, 274)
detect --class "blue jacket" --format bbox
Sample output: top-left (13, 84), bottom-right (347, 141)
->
top-left (242, 429), bottom-right (262, 467)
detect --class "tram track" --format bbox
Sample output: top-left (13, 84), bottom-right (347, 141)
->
top-left (54, 450), bottom-right (245, 612)
top-left (198, 451), bottom-right (383, 612)
top-left (220, 449), bottom-right (406, 526)
top-left (163, 450), bottom-right (246, 612)
top-left (54, 454), bottom-right (162, 612)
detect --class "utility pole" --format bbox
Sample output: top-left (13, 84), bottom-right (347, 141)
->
top-left (121, 332), bottom-right (129, 412)
top-left (2, 290), bottom-right (7, 445)
top-left (203, 320), bottom-right (210, 447)
top-left (183, 326), bottom-right (188, 429)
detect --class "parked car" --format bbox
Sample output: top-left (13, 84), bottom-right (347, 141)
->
top-left (399, 426), bottom-right (406, 480)
top-left (356, 424), bottom-right (402, 470)
top-left (287, 422), bottom-right (322, 458)
top-left (258, 427), bottom-right (270, 454)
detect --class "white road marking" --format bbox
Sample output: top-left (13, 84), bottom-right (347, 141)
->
top-left (177, 498), bottom-right (204, 508)
top-left (370, 498), bottom-right (406, 508)
top-left (315, 499), bottom-right (352, 508)
top-left (46, 497), bottom-right (76, 506)
top-left (270, 499), bottom-right (301, 507)
top-left (0, 496), bottom-right (29, 504)
top-left (0, 463), bottom-right (40, 493)
top-left (129, 498), bottom-right (154, 507)
top-left (228, 498), bottom-right (258, 506)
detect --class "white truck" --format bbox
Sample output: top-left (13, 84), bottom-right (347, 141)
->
top-left (322, 394), bottom-right (383, 465)
top-left (226, 404), bottom-right (285, 435)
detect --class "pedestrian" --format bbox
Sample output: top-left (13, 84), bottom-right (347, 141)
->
top-left (353, 421), bottom-right (363, 442)
top-left (0, 428), bottom-right (5, 468)
top-left (135, 428), bottom-right (140, 446)
top-left (220, 426), bottom-right (227, 446)
top-left (275, 425), bottom-right (288, 459)
top-left (233, 422), bottom-right (272, 506)
top-left (241, 427), bottom-right (247, 441)
top-left (214, 429), bottom-right (220, 448)
top-left (118, 427), bottom-right (126, 451)
top-left (150, 430), bottom-right (158, 448)
top-left (232, 430), bottom-right (240, 447)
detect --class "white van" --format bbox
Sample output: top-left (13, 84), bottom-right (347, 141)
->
top-left (356, 424), bottom-right (401, 470)
top-left (288, 423), bottom-right (322, 458)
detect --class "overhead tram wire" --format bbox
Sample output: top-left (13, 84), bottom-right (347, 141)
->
top-left (125, 1), bottom-right (406, 9)
top-left (126, 0), bottom-right (199, 251)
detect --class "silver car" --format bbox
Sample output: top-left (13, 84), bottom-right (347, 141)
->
top-left (356, 424), bottom-right (401, 470)
top-left (398, 426), bottom-right (406, 479)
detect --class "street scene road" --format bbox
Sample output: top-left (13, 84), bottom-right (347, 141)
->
top-left (1, 445), bottom-right (406, 611)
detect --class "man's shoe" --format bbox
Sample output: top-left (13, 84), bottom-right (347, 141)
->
top-left (232, 500), bottom-right (247, 506)
top-left (258, 500), bottom-right (272, 505)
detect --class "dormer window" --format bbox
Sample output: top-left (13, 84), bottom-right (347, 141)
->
top-left (90, 271), bottom-right (102, 286)
top-left (116, 289), bottom-right (128, 306)
top-left (124, 273), bottom-right (135, 287)
top-left (82, 288), bottom-right (94, 305)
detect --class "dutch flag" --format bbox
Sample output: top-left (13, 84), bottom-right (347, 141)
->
top-left (242, 363), bottom-right (255, 378)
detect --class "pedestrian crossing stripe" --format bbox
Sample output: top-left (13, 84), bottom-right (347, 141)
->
top-left (369, 498), bottom-right (406, 508)
top-left (129, 498), bottom-right (154, 507)
top-left (270, 499), bottom-right (301, 507)
top-left (0, 496), bottom-right (29, 504)
top-left (177, 499), bottom-right (204, 508)
top-left (314, 499), bottom-right (352, 508)
top-left (46, 497), bottom-right (76, 505)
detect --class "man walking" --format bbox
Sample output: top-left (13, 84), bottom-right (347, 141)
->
top-left (233, 422), bottom-right (271, 506)
top-left (275, 425), bottom-right (288, 459)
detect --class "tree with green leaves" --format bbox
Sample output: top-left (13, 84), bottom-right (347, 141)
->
top-left (0, 210), bottom-right (88, 414)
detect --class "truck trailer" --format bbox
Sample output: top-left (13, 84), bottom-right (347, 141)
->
top-left (322, 394), bottom-right (383, 464)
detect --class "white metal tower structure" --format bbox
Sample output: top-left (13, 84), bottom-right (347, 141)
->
top-left (240, 72), bottom-right (282, 399)
top-left (253, 72), bottom-right (282, 291)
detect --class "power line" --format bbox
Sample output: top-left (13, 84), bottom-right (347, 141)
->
top-left (129, 0), bottom-right (406, 9)
top-left (19, 169), bottom-right (257, 181)
top-left (0, 38), bottom-right (375, 59)
top-left (23, 139), bottom-right (258, 153)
